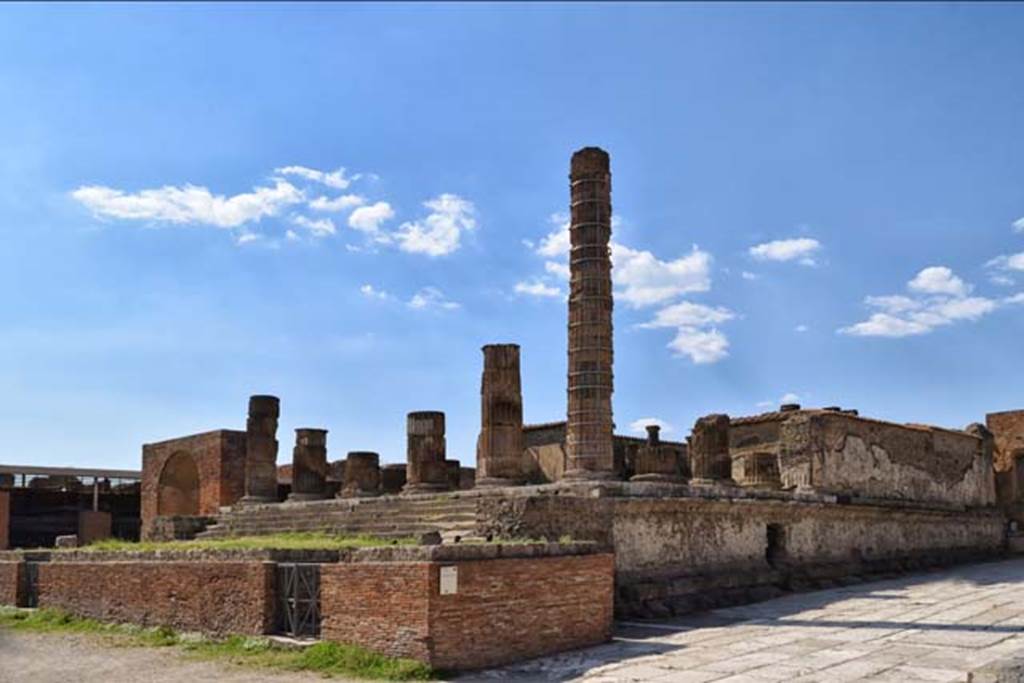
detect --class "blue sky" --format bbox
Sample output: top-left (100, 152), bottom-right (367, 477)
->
top-left (1, 3), bottom-right (1023, 470)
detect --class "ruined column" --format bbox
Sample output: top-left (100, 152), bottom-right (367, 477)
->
top-left (631, 425), bottom-right (682, 482)
top-left (476, 344), bottom-right (524, 487)
top-left (241, 395), bottom-right (280, 504)
top-left (402, 411), bottom-right (449, 494)
top-left (341, 451), bottom-right (381, 498)
top-left (288, 428), bottom-right (328, 501)
top-left (381, 464), bottom-right (407, 495)
top-left (690, 414), bottom-right (734, 485)
top-left (445, 459), bottom-right (461, 491)
top-left (564, 147), bottom-right (616, 481)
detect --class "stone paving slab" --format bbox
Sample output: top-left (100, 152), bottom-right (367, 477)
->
top-left (462, 558), bottom-right (1024, 682)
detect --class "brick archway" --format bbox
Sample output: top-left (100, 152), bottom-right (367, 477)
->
top-left (157, 451), bottom-right (200, 516)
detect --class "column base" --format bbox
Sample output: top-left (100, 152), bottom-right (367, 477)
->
top-left (561, 469), bottom-right (619, 482)
top-left (401, 483), bottom-right (449, 495)
top-left (237, 495), bottom-right (277, 506)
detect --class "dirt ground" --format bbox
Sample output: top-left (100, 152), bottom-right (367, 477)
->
top-left (0, 629), bottom-right (357, 683)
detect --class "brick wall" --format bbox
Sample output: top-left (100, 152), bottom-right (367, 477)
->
top-left (321, 553), bottom-right (614, 670)
top-left (141, 430), bottom-right (247, 539)
top-left (0, 560), bottom-right (22, 606)
top-left (0, 490), bottom-right (8, 550)
top-left (39, 560), bottom-right (275, 635)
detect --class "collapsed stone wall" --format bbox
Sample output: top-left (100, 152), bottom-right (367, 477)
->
top-left (731, 410), bottom-right (994, 507)
top-left (38, 560), bottom-right (276, 634)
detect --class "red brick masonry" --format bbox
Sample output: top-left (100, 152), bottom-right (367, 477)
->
top-left (38, 560), bottom-right (275, 635)
top-left (322, 551), bottom-right (615, 670)
top-left (0, 561), bottom-right (21, 606)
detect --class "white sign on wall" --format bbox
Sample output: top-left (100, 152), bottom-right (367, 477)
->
top-left (439, 565), bottom-right (458, 595)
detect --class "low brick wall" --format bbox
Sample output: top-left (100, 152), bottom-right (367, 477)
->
top-left (322, 545), bottom-right (614, 670)
top-left (39, 560), bottom-right (275, 635)
top-left (0, 560), bottom-right (22, 606)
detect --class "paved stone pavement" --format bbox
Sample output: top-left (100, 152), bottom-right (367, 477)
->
top-left (463, 558), bottom-right (1024, 682)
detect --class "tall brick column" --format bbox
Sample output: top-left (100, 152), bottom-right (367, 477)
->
top-left (241, 395), bottom-right (280, 504)
top-left (476, 344), bottom-right (524, 487)
top-left (690, 414), bottom-right (734, 485)
top-left (342, 451), bottom-right (381, 498)
top-left (403, 411), bottom-right (449, 494)
top-left (288, 428), bottom-right (328, 501)
top-left (564, 147), bottom-right (615, 481)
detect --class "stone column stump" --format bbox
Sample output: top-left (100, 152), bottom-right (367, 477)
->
top-left (241, 395), bottom-right (280, 504)
top-left (341, 451), bottom-right (381, 498)
top-left (690, 414), bottom-right (735, 486)
top-left (288, 428), bottom-right (328, 501)
top-left (403, 411), bottom-right (449, 494)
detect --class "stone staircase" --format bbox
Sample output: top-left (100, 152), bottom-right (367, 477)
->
top-left (195, 494), bottom-right (482, 543)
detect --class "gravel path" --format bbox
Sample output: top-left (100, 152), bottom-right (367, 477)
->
top-left (0, 630), bottom-right (356, 683)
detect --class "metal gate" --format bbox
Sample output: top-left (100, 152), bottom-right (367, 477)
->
top-left (275, 563), bottom-right (320, 638)
top-left (23, 562), bottom-right (40, 608)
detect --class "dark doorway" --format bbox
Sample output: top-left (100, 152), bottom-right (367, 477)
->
top-left (766, 524), bottom-right (787, 568)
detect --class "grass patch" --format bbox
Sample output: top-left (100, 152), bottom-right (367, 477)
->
top-left (75, 532), bottom-right (416, 553)
top-left (0, 607), bottom-right (435, 680)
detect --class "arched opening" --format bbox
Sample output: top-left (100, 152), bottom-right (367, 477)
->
top-left (157, 451), bottom-right (200, 516)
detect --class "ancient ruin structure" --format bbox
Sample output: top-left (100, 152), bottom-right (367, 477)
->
top-left (242, 395), bottom-right (280, 504)
top-left (341, 452), bottom-right (381, 497)
top-left (564, 147), bottom-right (616, 480)
top-left (476, 344), bottom-right (524, 486)
top-left (988, 410), bottom-right (1024, 523)
top-left (403, 411), bottom-right (449, 494)
top-left (690, 414), bottom-right (733, 484)
top-left (288, 429), bottom-right (328, 501)
top-left (631, 425), bottom-right (683, 482)
top-left (380, 464), bottom-right (406, 494)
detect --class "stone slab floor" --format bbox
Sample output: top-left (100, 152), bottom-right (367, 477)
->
top-left (465, 557), bottom-right (1024, 682)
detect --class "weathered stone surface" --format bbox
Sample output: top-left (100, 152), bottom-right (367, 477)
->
top-left (341, 451), bottom-right (380, 498)
top-left (988, 410), bottom-right (1024, 522)
top-left (242, 395), bottom-right (280, 504)
top-left (564, 147), bottom-right (615, 481)
top-left (476, 344), bottom-right (525, 486)
top-left (0, 490), bottom-right (8, 550)
top-left (691, 414), bottom-right (733, 483)
top-left (77, 511), bottom-right (111, 546)
top-left (55, 535), bottom-right (78, 548)
top-left (287, 428), bottom-right (328, 501)
top-left (380, 464), bottom-right (406, 494)
top-left (403, 412), bottom-right (449, 494)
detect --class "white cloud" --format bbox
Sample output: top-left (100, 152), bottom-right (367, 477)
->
top-left (612, 244), bottom-right (712, 307)
top-left (348, 201), bottom-right (395, 237)
top-left (309, 194), bottom-right (365, 212)
top-left (628, 417), bottom-right (674, 436)
top-left (71, 180), bottom-right (304, 229)
top-left (394, 194), bottom-right (477, 256)
top-left (780, 392), bottom-right (801, 404)
top-left (741, 271), bottom-right (759, 281)
top-left (275, 165), bottom-right (357, 190)
top-left (749, 237), bottom-right (822, 265)
top-left (514, 280), bottom-right (562, 298)
top-left (795, 324), bottom-right (809, 333)
top-left (407, 287), bottom-right (460, 310)
top-left (236, 233), bottom-right (260, 246)
top-left (990, 273), bottom-right (1016, 287)
top-left (988, 252), bottom-right (1024, 273)
top-left (908, 266), bottom-right (970, 297)
top-left (359, 284), bottom-right (394, 301)
top-left (666, 327), bottom-right (730, 364)
top-left (1013, 217), bottom-right (1024, 233)
top-left (1005, 293), bottom-right (1024, 305)
top-left (639, 301), bottom-right (735, 329)
top-left (285, 230), bottom-right (300, 242)
top-left (536, 213), bottom-right (571, 257)
top-left (840, 266), bottom-right (1001, 338)
top-left (545, 261), bottom-right (570, 280)
top-left (291, 214), bottom-right (336, 237)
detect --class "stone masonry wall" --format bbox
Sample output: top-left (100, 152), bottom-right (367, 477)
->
top-left (321, 553), bottom-right (614, 670)
top-left (475, 488), bottom-right (1005, 617)
top-left (38, 560), bottom-right (275, 635)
